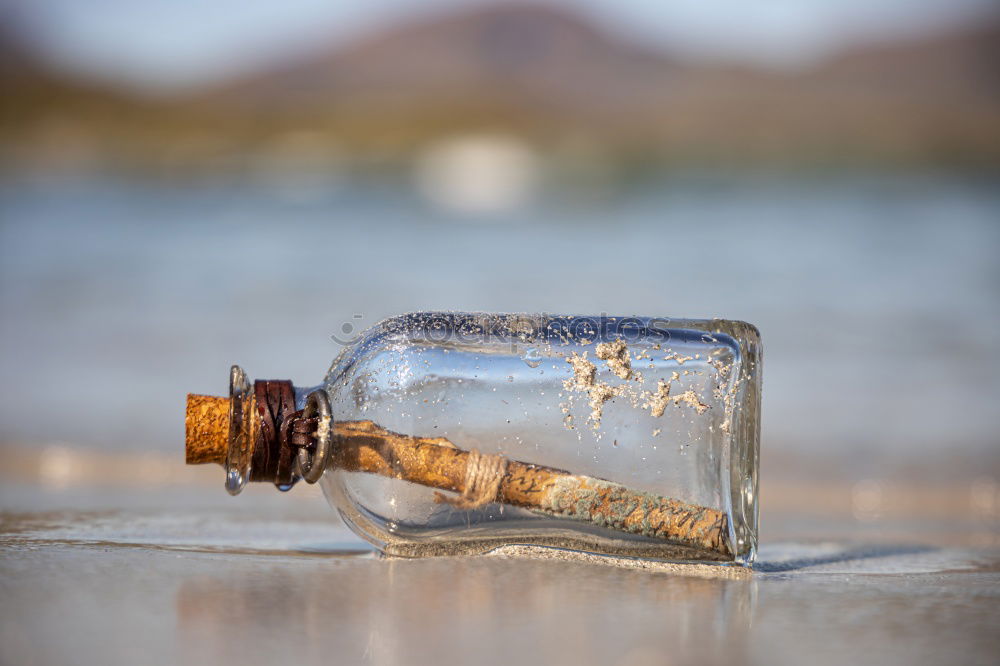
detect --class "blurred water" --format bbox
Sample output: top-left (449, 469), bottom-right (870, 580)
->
top-left (1, 172), bottom-right (998, 478)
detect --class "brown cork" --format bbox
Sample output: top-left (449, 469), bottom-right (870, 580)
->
top-left (333, 420), bottom-right (730, 558)
top-left (185, 394), bottom-right (230, 465)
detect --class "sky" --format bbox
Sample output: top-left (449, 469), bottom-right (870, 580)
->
top-left (6, 0), bottom-right (997, 91)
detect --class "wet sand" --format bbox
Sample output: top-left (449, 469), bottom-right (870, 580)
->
top-left (1, 460), bottom-right (998, 666)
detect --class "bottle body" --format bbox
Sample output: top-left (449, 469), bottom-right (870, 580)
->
top-left (318, 313), bottom-right (761, 565)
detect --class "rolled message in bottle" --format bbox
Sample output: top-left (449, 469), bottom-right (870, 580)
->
top-left (185, 395), bottom-right (728, 558)
top-left (333, 420), bottom-right (728, 556)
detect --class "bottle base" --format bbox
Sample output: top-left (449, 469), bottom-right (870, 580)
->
top-left (379, 539), bottom-right (752, 575)
top-left (375, 531), bottom-right (747, 566)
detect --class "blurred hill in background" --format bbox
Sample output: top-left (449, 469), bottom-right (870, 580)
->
top-left (2, 2), bottom-right (999, 180)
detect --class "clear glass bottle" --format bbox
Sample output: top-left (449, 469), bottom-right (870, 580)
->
top-left (185, 312), bottom-right (761, 565)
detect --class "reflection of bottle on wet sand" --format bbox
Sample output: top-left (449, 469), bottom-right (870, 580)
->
top-left (176, 556), bottom-right (756, 665)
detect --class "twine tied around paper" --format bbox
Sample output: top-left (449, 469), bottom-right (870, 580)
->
top-left (434, 448), bottom-right (508, 509)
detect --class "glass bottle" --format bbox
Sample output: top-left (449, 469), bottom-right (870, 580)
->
top-left (185, 312), bottom-right (761, 565)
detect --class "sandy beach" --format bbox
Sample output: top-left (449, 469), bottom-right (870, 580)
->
top-left (2, 171), bottom-right (999, 663)
top-left (1, 452), bottom-right (998, 666)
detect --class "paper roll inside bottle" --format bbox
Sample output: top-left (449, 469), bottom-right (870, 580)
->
top-left (333, 419), bottom-right (730, 558)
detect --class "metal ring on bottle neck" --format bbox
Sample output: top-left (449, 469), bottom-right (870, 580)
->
top-left (297, 389), bottom-right (332, 484)
top-left (224, 364), bottom-right (253, 495)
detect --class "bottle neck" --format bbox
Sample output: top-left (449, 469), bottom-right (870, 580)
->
top-left (247, 379), bottom-right (300, 489)
top-left (184, 365), bottom-right (331, 495)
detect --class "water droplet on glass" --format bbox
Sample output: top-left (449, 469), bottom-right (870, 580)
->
top-left (522, 347), bottom-right (542, 368)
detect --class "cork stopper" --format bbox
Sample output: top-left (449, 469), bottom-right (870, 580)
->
top-left (185, 394), bottom-right (230, 465)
